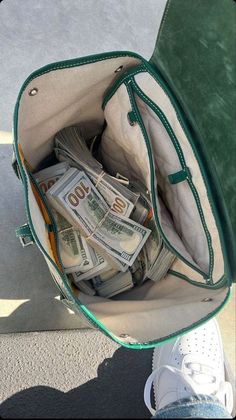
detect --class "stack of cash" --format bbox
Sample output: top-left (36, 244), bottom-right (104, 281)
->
top-left (71, 278), bottom-right (96, 296)
top-left (35, 163), bottom-right (110, 275)
top-left (143, 210), bottom-right (176, 283)
top-left (72, 252), bottom-right (110, 282)
top-left (54, 126), bottom-right (140, 217)
top-left (92, 271), bottom-right (134, 298)
top-left (35, 161), bottom-right (69, 193)
top-left (33, 125), bottom-right (176, 298)
top-left (129, 180), bottom-right (176, 283)
top-left (52, 211), bottom-right (94, 274)
top-left (35, 160), bottom-right (151, 298)
top-left (47, 168), bottom-right (151, 269)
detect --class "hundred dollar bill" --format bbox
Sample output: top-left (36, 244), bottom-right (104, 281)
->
top-left (129, 180), bottom-right (175, 283)
top-left (68, 274), bottom-right (96, 297)
top-left (47, 168), bottom-right (151, 267)
top-left (56, 148), bottom-right (137, 217)
top-left (72, 250), bottom-right (110, 283)
top-left (56, 148), bottom-right (136, 217)
top-left (131, 195), bottom-right (149, 225)
top-left (143, 209), bottom-right (175, 283)
top-left (34, 162), bottom-right (69, 193)
top-left (47, 173), bottom-right (127, 274)
top-left (130, 250), bottom-right (146, 285)
top-left (92, 270), bottom-right (133, 298)
top-left (99, 267), bottom-right (119, 281)
top-left (71, 277), bottom-right (96, 296)
top-left (146, 246), bottom-right (176, 282)
top-left (34, 164), bottom-right (94, 274)
top-left (53, 211), bottom-right (94, 274)
top-left (54, 126), bottom-right (139, 217)
top-left (128, 180), bottom-right (150, 224)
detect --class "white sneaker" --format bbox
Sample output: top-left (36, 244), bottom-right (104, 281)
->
top-left (144, 319), bottom-right (234, 415)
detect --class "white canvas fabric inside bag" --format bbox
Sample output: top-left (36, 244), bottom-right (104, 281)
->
top-left (17, 55), bottom-right (228, 344)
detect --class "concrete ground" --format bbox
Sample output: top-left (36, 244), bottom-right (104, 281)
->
top-left (0, 1), bottom-right (235, 418)
top-left (0, 331), bottom-right (153, 419)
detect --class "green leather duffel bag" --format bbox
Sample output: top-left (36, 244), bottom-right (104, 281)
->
top-left (13, 0), bottom-right (236, 348)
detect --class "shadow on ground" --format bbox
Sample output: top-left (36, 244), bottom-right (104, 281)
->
top-left (0, 144), bottom-right (84, 333)
top-left (0, 347), bottom-right (152, 419)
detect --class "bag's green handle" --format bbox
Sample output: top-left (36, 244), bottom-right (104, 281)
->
top-left (12, 148), bottom-right (22, 180)
top-left (16, 223), bottom-right (34, 247)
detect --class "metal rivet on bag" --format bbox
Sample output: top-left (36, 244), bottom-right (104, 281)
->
top-left (119, 334), bottom-right (129, 338)
top-left (115, 65), bottom-right (123, 73)
top-left (202, 298), bottom-right (213, 302)
top-left (29, 88), bottom-right (38, 96)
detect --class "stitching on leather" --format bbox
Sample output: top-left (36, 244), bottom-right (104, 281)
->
top-left (16, 226), bottom-right (31, 236)
top-left (103, 67), bottom-right (146, 109)
top-left (24, 55), bottom-right (140, 87)
top-left (170, 270), bottom-right (226, 289)
top-left (188, 179), bottom-right (214, 280)
top-left (156, 0), bottom-right (171, 45)
top-left (133, 82), bottom-right (186, 167)
top-left (16, 231), bottom-right (32, 238)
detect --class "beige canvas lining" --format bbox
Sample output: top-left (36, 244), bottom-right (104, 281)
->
top-left (17, 58), bottom-right (227, 343)
top-left (80, 280), bottom-right (227, 341)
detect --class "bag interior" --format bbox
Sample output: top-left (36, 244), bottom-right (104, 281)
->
top-left (16, 54), bottom-right (229, 344)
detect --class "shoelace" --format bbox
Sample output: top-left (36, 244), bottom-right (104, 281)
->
top-left (144, 364), bottom-right (233, 416)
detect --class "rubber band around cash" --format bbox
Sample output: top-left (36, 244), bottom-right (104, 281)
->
top-left (85, 207), bottom-right (112, 241)
top-left (95, 170), bottom-right (106, 187)
top-left (58, 226), bottom-right (74, 234)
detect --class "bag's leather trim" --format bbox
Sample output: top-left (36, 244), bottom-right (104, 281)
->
top-left (168, 168), bottom-right (192, 185)
top-left (16, 223), bottom-right (34, 247)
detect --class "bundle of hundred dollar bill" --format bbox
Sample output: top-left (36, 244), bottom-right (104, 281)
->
top-left (34, 126), bottom-right (175, 298)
